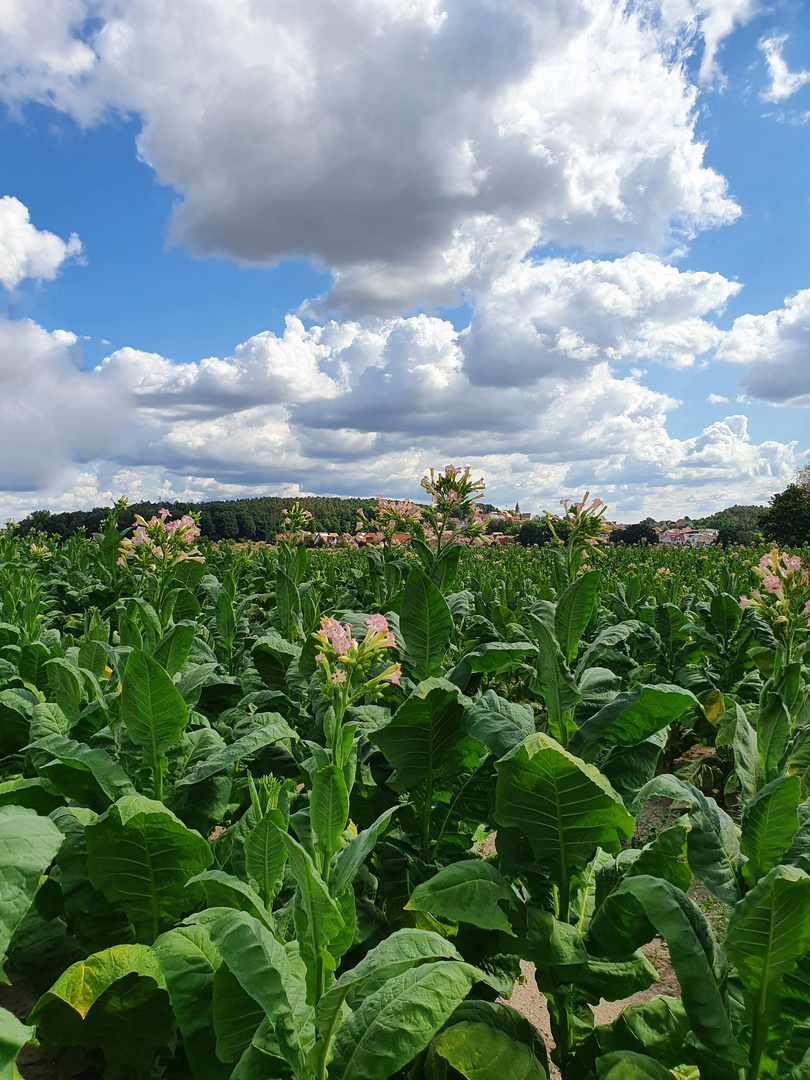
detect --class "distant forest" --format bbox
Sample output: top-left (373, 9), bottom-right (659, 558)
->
top-left (15, 495), bottom-right (770, 544)
top-left (15, 496), bottom-right (385, 543)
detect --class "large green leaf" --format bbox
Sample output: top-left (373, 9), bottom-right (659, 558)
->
top-left (328, 961), bottom-right (477, 1080)
top-left (587, 875), bottom-right (739, 1060)
top-left (725, 865), bottom-right (810, 1019)
top-left (207, 910), bottom-right (311, 1074)
top-left (175, 718), bottom-right (298, 787)
top-left (400, 565), bottom-right (453, 679)
top-left (555, 570), bottom-right (600, 664)
top-left (311, 766), bottom-right (349, 868)
top-left (283, 830), bottom-right (345, 1002)
top-left (406, 860), bottom-right (515, 933)
top-left (0, 1005), bottom-right (33, 1072)
top-left (85, 796), bottom-right (212, 943)
top-left (427, 1020), bottom-right (548, 1080)
top-left (462, 641), bottom-right (537, 674)
top-left (30, 944), bottom-right (173, 1079)
top-left (26, 735), bottom-right (137, 811)
top-left (152, 622), bottom-right (196, 677)
top-left (187, 870), bottom-right (275, 931)
top-left (44, 658), bottom-right (84, 724)
top-left (315, 928), bottom-right (462, 1054)
top-left (0, 805), bottom-right (63, 966)
top-left (596, 1051), bottom-right (673, 1079)
top-left (151, 923), bottom-right (230, 1080)
top-left (371, 679), bottom-right (485, 794)
top-left (529, 618), bottom-right (580, 745)
top-left (740, 774), bottom-right (801, 886)
top-left (462, 692), bottom-right (535, 758)
top-left (635, 775), bottom-right (743, 905)
top-left (494, 733), bottom-right (634, 885)
top-left (569, 684), bottom-right (698, 761)
top-left (275, 567), bottom-right (301, 640)
top-left (121, 648), bottom-right (189, 761)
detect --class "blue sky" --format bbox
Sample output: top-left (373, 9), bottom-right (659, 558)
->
top-left (1, 0), bottom-right (809, 521)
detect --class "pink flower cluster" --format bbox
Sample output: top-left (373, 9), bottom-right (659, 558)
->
top-left (740, 548), bottom-right (810, 627)
top-left (119, 510), bottom-right (203, 568)
top-left (312, 613), bottom-right (402, 693)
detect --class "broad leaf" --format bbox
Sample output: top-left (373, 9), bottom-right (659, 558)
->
top-left (569, 684), bottom-right (698, 761)
top-left (85, 796), bottom-right (212, 943)
top-left (26, 735), bottom-right (137, 811)
top-left (555, 570), bottom-right (600, 664)
top-left (400, 566), bottom-right (453, 679)
top-left (328, 961), bottom-right (477, 1080)
top-left (175, 718), bottom-right (297, 787)
top-left (151, 923), bottom-right (229, 1080)
top-left (0, 805), bottom-right (63, 965)
top-left (495, 733), bottom-right (634, 886)
top-left (740, 774), bottom-right (801, 886)
top-left (311, 766), bottom-right (349, 866)
top-left (463, 691), bottom-right (535, 758)
top-left (407, 860), bottom-right (515, 932)
top-left (121, 648), bottom-right (188, 759)
top-left (428, 1020), bottom-right (548, 1080)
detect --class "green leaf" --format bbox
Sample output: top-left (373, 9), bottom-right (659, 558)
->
top-left (462, 641), bottom-right (537, 674)
top-left (0, 1005), bottom-right (33, 1072)
top-left (283, 831), bottom-right (345, 1002)
top-left (26, 735), bottom-right (137, 811)
top-left (44, 658), bottom-right (84, 724)
top-left (187, 870), bottom-right (275, 931)
top-left (245, 811), bottom-right (287, 909)
top-left (85, 796), bottom-right (212, 943)
top-left (587, 875), bottom-right (738, 1058)
top-left (758, 689), bottom-right (792, 784)
top-left (400, 565), bottom-right (453, 679)
top-left (555, 570), bottom-right (600, 664)
top-left (152, 623), bottom-right (196, 677)
top-left (215, 591), bottom-right (236, 651)
top-left (121, 648), bottom-right (188, 760)
top-left (569, 684), bottom-right (698, 761)
top-left (463, 691), bottom-right (535, 758)
top-left (710, 593), bottom-right (742, 640)
top-left (597, 1051), bottom-right (674, 1079)
top-left (575, 622), bottom-right (638, 678)
top-left (213, 962), bottom-right (266, 1064)
top-left (529, 618), bottom-right (580, 745)
top-left (30, 944), bottom-right (173, 1079)
top-left (429, 1020), bottom-right (548, 1080)
top-left (635, 775), bottom-right (743, 905)
top-left (175, 718), bottom-right (298, 787)
top-left (371, 678), bottom-right (484, 794)
top-left (407, 860), bottom-right (515, 933)
top-left (311, 766), bottom-right (349, 866)
top-left (0, 805), bottom-right (63, 965)
top-left (276, 567), bottom-right (301, 640)
top-left (151, 923), bottom-right (230, 1080)
top-left (741, 774), bottom-right (801, 886)
top-left (0, 690), bottom-right (35, 756)
top-left (725, 865), bottom-right (810, 1016)
top-left (328, 961), bottom-right (477, 1080)
top-left (315, 928), bottom-right (462, 1053)
top-left (495, 733), bottom-right (634, 884)
top-left (329, 807), bottom-right (396, 898)
top-left (207, 910), bottom-right (309, 1074)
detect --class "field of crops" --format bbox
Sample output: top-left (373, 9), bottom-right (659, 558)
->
top-left (0, 483), bottom-right (809, 1080)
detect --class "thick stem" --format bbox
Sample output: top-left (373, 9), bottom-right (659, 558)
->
top-left (747, 986), bottom-right (769, 1080)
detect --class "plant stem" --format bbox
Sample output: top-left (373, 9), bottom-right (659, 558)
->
top-left (747, 987), bottom-right (768, 1080)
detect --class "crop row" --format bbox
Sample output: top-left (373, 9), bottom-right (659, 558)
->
top-left (0, 488), bottom-right (808, 1080)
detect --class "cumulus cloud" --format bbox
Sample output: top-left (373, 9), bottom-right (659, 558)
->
top-left (707, 392), bottom-right (728, 403)
top-left (0, 196), bottom-right (82, 291)
top-left (760, 34), bottom-right (810, 103)
top-left (0, 317), bottom-right (130, 490)
top-left (0, 0), bottom-right (741, 312)
top-left (717, 288), bottom-right (810, 405)
top-left (0, 253), bottom-right (799, 520)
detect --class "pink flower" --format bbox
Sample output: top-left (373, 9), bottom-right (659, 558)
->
top-left (315, 652), bottom-right (324, 664)
top-left (158, 507), bottom-right (171, 519)
top-left (762, 574), bottom-right (781, 594)
top-left (365, 614), bottom-right (389, 633)
top-left (329, 669), bottom-right (347, 686)
top-left (592, 498), bottom-right (604, 507)
top-left (574, 501), bottom-right (585, 509)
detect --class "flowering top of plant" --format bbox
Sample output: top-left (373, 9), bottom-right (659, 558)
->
top-left (418, 465), bottom-right (490, 548)
top-left (312, 613), bottom-right (401, 699)
top-left (118, 510), bottom-right (204, 569)
top-left (356, 496), bottom-right (423, 547)
top-left (541, 492), bottom-right (609, 582)
top-left (276, 501), bottom-right (313, 547)
top-left (740, 548), bottom-right (810, 629)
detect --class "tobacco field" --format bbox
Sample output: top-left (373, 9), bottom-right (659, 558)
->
top-left (0, 475), bottom-right (809, 1080)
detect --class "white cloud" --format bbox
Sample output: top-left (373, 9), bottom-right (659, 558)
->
top-left (0, 0), bottom-right (740, 312)
top-left (707, 392), bottom-right (728, 403)
top-left (717, 288), bottom-right (810, 405)
top-left (0, 254), bottom-right (799, 520)
top-left (760, 34), bottom-right (810, 103)
top-left (0, 196), bottom-right (82, 290)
